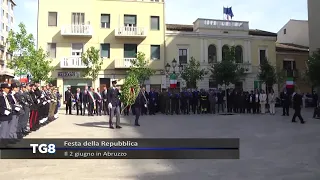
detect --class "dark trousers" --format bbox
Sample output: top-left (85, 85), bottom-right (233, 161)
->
top-left (217, 103), bottom-right (224, 113)
top-left (192, 102), bottom-right (199, 114)
top-left (227, 103), bottom-right (232, 113)
top-left (96, 101), bottom-right (102, 115)
top-left (124, 105), bottom-right (130, 115)
top-left (149, 103), bottom-right (156, 115)
top-left (45, 103), bottom-right (50, 117)
top-left (21, 107), bottom-right (30, 131)
top-left (283, 105), bottom-right (289, 115)
top-left (103, 100), bottom-right (108, 115)
top-left (76, 102), bottom-right (82, 115)
top-left (292, 107), bottom-right (304, 122)
top-left (134, 107), bottom-right (141, 124)
top-left (29, 110), bottom-right (39, 130)
top-left (88, 102), bottom-right (94, 115)
top-left (253, 102), bottom-right (260, 113)
top-left (82, 102), bottom-right (88, 115)
top-left (66, 100), bottom-right (72, 114)
top-left (313, 107), bottom-right (320, 118)
top-left (165, 101), bottom-right (171, 115)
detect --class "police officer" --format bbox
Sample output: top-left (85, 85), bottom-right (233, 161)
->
top-left (102, 86), bottom-right (108, 115)
top-left (0, 83), bottom-right (13, 142)
top-left (11, 82), bottom-right (25, 139)
top-left (165, 89), bottom-right (171, 115)
top-left (200, 89), bottom-right (208, 113)
top-left (7, 83), bottom-right (23, 140)
top-left (180, 88), bottom-right (188, 114)
top-left (148, 88), bottom-right (157, 115)
top-left (192, 89), bottom-right (199, 114)
top-left (29, 83), bottom-right (40, 131)
top-left (21, 83), bottom-right (32, 135)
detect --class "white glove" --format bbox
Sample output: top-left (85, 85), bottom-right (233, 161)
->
top-left (108, 103), bottom-right (112, 109)
top-left (37, 99), bottom-right (40, 103)
top-left (41, 94), bottom-right (44, 98)
top-left (4, 110), bottom-right (10, 115)
top-left (144, 104), bottom-right (147, 108)
top-left (43, 102), bottom-right (47, 105)
top-left (48, 100), bottom-right (51, 103)
top-left (15, 107), bottom-right (21, 111)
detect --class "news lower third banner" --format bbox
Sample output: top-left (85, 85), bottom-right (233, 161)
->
top-left (0, 138), bottom-right (239, 159)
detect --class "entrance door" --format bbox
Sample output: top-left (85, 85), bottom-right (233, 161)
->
top-left (100, 78), bottom-right (110, 90)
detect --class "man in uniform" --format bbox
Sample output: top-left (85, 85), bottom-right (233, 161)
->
top-left (107, 80), bottom-right (121, 129)
top-left (173, 89), bottom-right (180, 115)
top-left (0, 83), bottom-right (13, 142)
top-left (280, 90), bottom-right (290, 116)
top-left (208, 89), bottom-right (216, 114)
top-left (7, 83), bottom-right (23, 140)
top-left (148, 88), bottom-right (157, 115)
top-left (28, 83), bottom-right (40, 131)
top-left (11, 82), bottom-right (26, 139)
top-left (180, 88), bottom-right (188, 114)
top-left (94, 87), bottom-right (103, 116)
top-left (200, 89), bottom-right (208, 113)
top-left (192, 89), bottom-right (200, 114)
top-left (64, 86), bottom-right (72, 115)
top-left (48, 85), bottom-right (57, 121)
top-left (21, 83), bottom-right (32, 135)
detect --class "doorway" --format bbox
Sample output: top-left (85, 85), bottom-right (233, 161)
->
top-left (100, 78), bottom-right (110, 90)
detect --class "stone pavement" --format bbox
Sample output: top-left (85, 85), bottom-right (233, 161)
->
top-left (0, 108), bottom-right (320, 180)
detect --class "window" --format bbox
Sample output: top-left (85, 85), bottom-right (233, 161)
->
top-left (6, 26), bottom-right (9, 32)
top-left (48, 12), bottom-right (57, 26)
top-left (1, 36), bottom-right (4, 42)
top-left (47, 43), bottom-right (56, 58)
top-left (209, 78), bottom-right (218, 88)
top-left (179, 49), bottom-right (188, 64)
top-left (2, 10), bottom-right (4, 16)
top-left (11, 4), bottom-right (13, 10)
top-left (124, 15), bottom-right (136, 27)
top-left (259, 49), bottom-right (267, 64)
top-left (124, 44), bottom-right (137, 58)
top-left (100, 43), bottom-right (110, 58)
top-left (11, 17), bottom-right (13, 23)
top-left (235, 45), bottom-right (243, 63)
top-left (2, 23), bottom-right (3, 30)
top-left (101, 14), bottom-right (110, 28)
top-left (283, 28), bottom-right (286, 34)
top-left (72, 13), bottom-right (85, 25)
top-left (208, 44), bottom-right (217, 63)
top-left (5, 13), bottom-right (8, 18)
top-left (283, 60), bottom-right (296, 77)
top-left (71, 43), bottom-right (83, 56)
top-left (150, 16), bottom-right (159, 30)
top-left (151, 45), bottom-right (160, 60)
top-left (222, 45), bottom-right (229, 60)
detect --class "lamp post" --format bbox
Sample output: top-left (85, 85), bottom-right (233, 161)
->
top-left (165, 59), bottom-right (184, 89)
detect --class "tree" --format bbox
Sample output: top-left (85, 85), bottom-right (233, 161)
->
top-left (81, 46), bottom-right (103, 87)
top-left (306, 49), bottom-right (320, 88)
top-left (180, 57), bottom-right (208, 88)
top-left (210, 46), bottom-right (245, 109)
top-left (7, 23), bottom-right (35, 74)
top-left (257, 60), bottom-right (277, 93)
top-left (129, 52), bottom-right (155, 84)
top-left (28, 48), bottom-right (55, 83)
top-left (120, 73), bottom-right (140, 112)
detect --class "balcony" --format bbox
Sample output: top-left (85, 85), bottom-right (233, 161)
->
top-left (194, 18), bottom-right (249, 31)
top-left (0, 67), bottom-right (14, 77)
top-left (283, 69), bottom-right (299, 78)
top-left (114, 58), bottom-right (136, 68)
top-left (61, 24), bottom-right (93, 37)
top-left (60, 57), bottom-right (88, 68)
top-left (115, 27), bottom-right (147, 38)
top-left (238, 62), bottom-right (252, 73)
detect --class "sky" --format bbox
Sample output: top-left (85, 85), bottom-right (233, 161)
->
top-left (14, 0), bottom-right (308, 39)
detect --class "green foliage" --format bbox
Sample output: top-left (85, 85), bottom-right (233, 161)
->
top-left (306, 49), bottom-right (320, 86)
top-left (180, 57), bottom-right (208, 88)
top-left (257, 60), bottom-right (277, 87)
top-left (210, 46), bottom-right (244, 86)
top-left (120, 73), bottom-right (140, 107)
top-left (28, 48), bottom-right (55, 83)
top-left (81, 46), bottom-right (103, 83)
top-left (7, 23), bottom-right (35, 71)
top-left (130, 52), bottom-right (156, 84)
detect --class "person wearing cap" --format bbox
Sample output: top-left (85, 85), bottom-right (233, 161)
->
top-left (28, 83), bottom-right (40, 131)
top-left (7, 82), bottom-right (23, 140)
top-left (20, 83), bottom-right (32, 135)
top-left (65, 86), bottom-right (73, 115)
top-left (0, 83), bottom-right (14, 141)
top-left (53, 87), bottom-right (59, 119)
top-left (107, 80), bottom-right (121, 129)
top-left (11, 82), bottom-right (27, 139)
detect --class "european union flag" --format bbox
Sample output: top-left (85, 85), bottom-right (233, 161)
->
top-left (223, 7), bottom-right (234, 19)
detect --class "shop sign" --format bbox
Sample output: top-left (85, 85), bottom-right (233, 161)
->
top-left (58, 71), bottom-right (80, 78)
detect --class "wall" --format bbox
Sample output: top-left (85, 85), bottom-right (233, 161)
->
top-left (277, 20), bottom-right (309, 47)
top-left (308, 0), bottom-right (320, 53)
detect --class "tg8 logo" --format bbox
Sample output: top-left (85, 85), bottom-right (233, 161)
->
top-left (30, 144), bottom-right (56, 154)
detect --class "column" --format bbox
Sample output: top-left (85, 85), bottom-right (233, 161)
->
top-left (247, 41), bottom-right (251, 63)
top-left (204, 39), bottom-right (208, 63)
top-left (200, 39), bottom-right (204, 62)
top-left (217, 39), bottom-right (222, 62)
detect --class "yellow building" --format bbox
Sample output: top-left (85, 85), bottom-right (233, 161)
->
top-left (165, 19), bottom-right (277, 92)
top-left (37, 0), bottom-right (165, 94)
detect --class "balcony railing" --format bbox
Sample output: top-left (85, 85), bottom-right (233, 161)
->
top-left (114, 58), bottom-right (136, 68)
top-left (61, 24), bottom-right (93, 36)
top-left (282, 69), bottom-right (299, 77)
top-left (238, 62), bottom-right (252, 73)
top-left (0, 67), bottom-right (14, 76)
top-left (194, 18), bottom-right (249, 31)
top-left (60, 57), bottom-right (88, 68)
top-left (115, 27), bottom-right (147, 37)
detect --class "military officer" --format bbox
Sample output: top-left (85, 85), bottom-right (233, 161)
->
top-left (148, 88), bottom-right (157, 115)
top-left (7, 83), bottom-right (23, 140)
top-left (200, 89), bottom-right (209, 113)
top-left (21, 83), bottom-right (32, 135)
top-left (29, 83), bottom-right (40, 131)
top-left (192, 89), bottom-right (200, 114)
top-left (53, 87), bottom-right (60, 119)
top-left (164, 89), bottom-right (171, 115)
top-left (11, 82), bottom-right (26, 139)
top-left (0, 83), bottom-right (13, 141)
top-left (180, 88), bottom-right (188, 114)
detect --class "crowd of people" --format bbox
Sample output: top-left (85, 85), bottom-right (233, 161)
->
top-left (0, 81), bottom-right (61, 146)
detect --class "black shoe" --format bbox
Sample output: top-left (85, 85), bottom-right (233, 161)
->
top-left (109, 125), bottom-right (114, 129)
top-left (282, 114), bottom-right (285, 116)
top-left (135, 123), bottom-right (140, 126)
top-left (301, 121), bottom-right (305, 124)
top-left (116, 125), bottom-right (122, 129)
top-left (292, 120), bottom-right (297, 123)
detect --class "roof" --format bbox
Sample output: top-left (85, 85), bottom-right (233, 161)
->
top-left (10, 0), bottom-right (16, 6)
top-left (166, 24), bottom-right (277, 37)
top-left (276, 43), bottom-right (309, 53)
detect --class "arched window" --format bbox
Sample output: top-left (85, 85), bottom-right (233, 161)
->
top-left (208, 44), bottom-right (217, 63)
top-left (222, 45), bottom-right (229, 60)
top-left (235, 45), bottom-right (243, 63)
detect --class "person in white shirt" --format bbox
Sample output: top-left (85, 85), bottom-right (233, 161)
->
top-left (268, 89), bottom-right (276, 115)
top-left (259, 90), bottom-right (267, 114)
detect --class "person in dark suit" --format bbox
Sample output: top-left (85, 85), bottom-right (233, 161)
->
top-left (248, 90), bottom-right (255, 113)
top-left (217, 91), bottom-right (224, 113)
top-left (87, 87), bottom-right (95, 116)
top-left (10, 82), bottom-right (25, 139)
top-left (75, 88), bottom-right (82, 115)
top-left (280, 90), bottom-right (290, 116)
top-left (64, 86), bottom-right (72, 115)
top-left (292, 91), bottom-right (305, 124)
top-left (107, 80), bottom-right (121, 129)
top-left (82, 86), bottom-right (89, 116)
top-left (28, 83), bottom-right (40, 131)
top-left (102, 86), bottom-right (108, 115)
top-left (0, 83), bottom-right (13, 140)
top-left (94, 87), bottom-right (103, 116)
top-left (133, 87), bottom-right (147, 126)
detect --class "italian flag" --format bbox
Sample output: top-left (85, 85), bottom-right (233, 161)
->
top-left (169, 73), bottom-right (177, 88)
top-left (286, 77), bottom-right (294, 88)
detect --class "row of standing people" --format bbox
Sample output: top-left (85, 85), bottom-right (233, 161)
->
top-left (0, 82), bottom-right (61, 146)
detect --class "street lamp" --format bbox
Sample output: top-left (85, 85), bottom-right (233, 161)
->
top-left (165, 63), bottom-right (171, 73)
top-left (165, 59), bottom-right (183, 74)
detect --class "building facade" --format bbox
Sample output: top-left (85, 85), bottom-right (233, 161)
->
top-left (277, 19), bottom-right (309, 47)
top-left (37, 0), bottom-right (165, 94)
top-left (276, 43), bottom-right (311, 94)
top-left (0, 0), bottom-right (15, 82)
top-left (165, 19), bottom-right (277, 92)
top-left (308, 0), bottom-right (320, 53)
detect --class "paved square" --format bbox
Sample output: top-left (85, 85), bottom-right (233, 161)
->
top-left (0, 108), bottom-right (320, 180)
